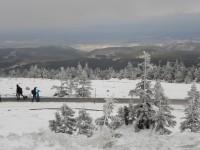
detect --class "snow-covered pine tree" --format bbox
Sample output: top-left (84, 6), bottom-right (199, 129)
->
top-left (153, 81), bottom-right (176, 134)
top-left (53, 67), bottom-right (77, 97)
top-left (175, 70), bottom-right (185, 83)
top-left (96, 98), bottom-right (122, 130)
top-left (116, 106), bottom-right (125, 124)
top-left (52, 67), bottom-right (69, 97)
top-left (76, 109), bottom-right (94, 137)
top-left (52, 82), bottom-right (70, 97)
top-left (76, 62), bottom-right (83, 77)
top-left (124, 62), bottom-right (136, 79)
top-left (128, 101), bottom-right (135, 124)
top-left (75, 70), bottom-right (92, 97)
top-left (49, 104), bottom-right (76, 134)
top-left (27, 65), bottom-right (40, 78)
top-left (194, 68), bottom-right (200, 82)
top-left (67, 79), bottom-right (77, 97)
top-left (129, 51), bottom-right (156, 131)
top-left (180, 83), bottom-right (200, 132)
top-left (163, 61), bottom-right (174, 82)
top-left (184, 70), bottom-right (193, 83)
top-left (174, 61), bottom-right (186, 83)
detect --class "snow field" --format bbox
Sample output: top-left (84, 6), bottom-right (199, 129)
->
top-left (0, 77), bottom-right (198, 99)
top-left (0, 77), bottom-right (200, 149)
top-left (0, 102), bottom-right (199, 150)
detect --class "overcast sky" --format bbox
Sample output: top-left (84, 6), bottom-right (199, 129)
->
top-left (0, 0), bottom-right (200, 31)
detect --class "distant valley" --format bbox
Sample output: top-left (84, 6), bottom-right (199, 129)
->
top-left (1, 41), bottom-right (200, 71)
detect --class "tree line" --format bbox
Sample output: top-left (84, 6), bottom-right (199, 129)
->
top-left (1, 59), bottom-right (200, 83)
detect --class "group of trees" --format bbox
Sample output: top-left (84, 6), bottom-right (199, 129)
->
top-left (52, 67), bottom-right (92, 98)
top-left (49, 104), bottom-right (94, 137)
top-left (49, 98), bottom-right (123, 138)
top-left (49, 81), bottom-right (200, 137)
top-left (126, 52), bottom-right (176, 134)
top-left (128, 52), bottom-right (200, 133)
top-left (2, 60), bottom-right (200, 83)
top-left (49, 52), bottom-right (200, 138)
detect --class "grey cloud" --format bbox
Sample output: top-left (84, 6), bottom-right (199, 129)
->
top-left (0, 0), bottom-right (199, 31)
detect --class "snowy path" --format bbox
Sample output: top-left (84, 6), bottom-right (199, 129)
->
top-left (0, 97), bottom-right (188, 105)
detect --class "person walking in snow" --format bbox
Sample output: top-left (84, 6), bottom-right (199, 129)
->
top-left (31, 87), bottom-right (37, 102)
top-left (124, 106), bottom-right (129, 125)
top-left (16, 84), bottom-right (23, 100)
top-left (36, 87), bottom-right (40, 102)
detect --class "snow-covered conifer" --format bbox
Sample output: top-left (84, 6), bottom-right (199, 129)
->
top-left (27, 65), bottom-right (40, 78)
top-left (75, 70), bottom-right (92, 97)
top-left (181, 83), bottom-right (200, 132)
top-left (129, 51), bottom-right (156, 131)
top-left (96, 98), bottom-right (122, 129)
top-left (76, 109), bottom-right (94, 137)
top-left (49, 104), bottom-right (76, 134)
top-left (124, 62), bottom-right (136, 79)
top-left (153, 81), bottom-right (176, 134)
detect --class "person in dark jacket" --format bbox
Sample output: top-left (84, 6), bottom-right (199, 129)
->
top-left (124, 106), bottom-right (129, 125)
top-left (36, 87), bottom-right (40, 102)
top-left (16, 84), bottom-right (23, 100)
top-left (31, 87), bottom-right (37, 102)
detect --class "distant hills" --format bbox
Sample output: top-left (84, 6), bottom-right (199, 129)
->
top-left (88, 41), bottom-right (200, 66)
top-left (1, 41), bottom-right (200, 71)
top-left (0, 46), bottom-right (84, 69)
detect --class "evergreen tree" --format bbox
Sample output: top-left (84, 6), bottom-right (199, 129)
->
top-left (27, 65), bottom-right (40, 78)
top-left (175, 70), bottom-right (185, 83)
top-left (194, 68), bottom-right (200, 82)
top-left (56, 67), bottom-right (68, 80)
top-left (49, 104), bottom-right (76, 134)
top-left (76, 70), bottom-right (92, 97)
top-left (184, 70), bottom-right (193, 83)
top-left (67, 79), bottom-right (77, 97)
top-left (76, 109), bottom-right (94, 137)
top-left (96, 98), bottom-right (122, 129)
top-left (174, 61), bottom-right (186, 83)
top-left (163, 61), bottom-right (174, 82)
top-left (180, 83), bottom-right (200, 132)
top-left (52, 81), bottom-right (69, 97)
top-left (125, 62), bottom-right (136, 79)
top-left (153, 81), bottom-right (176, 134)
top-left (77, 62), bottom-right (83, 78)
top-left (129, 51), bottom-right (156, 131)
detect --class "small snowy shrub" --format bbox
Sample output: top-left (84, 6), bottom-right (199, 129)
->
top-left (49, 104), bottom-right (76, 134)
top-left (76, 109), bottom-right (94, 137)
top-left (95, 115), bottom-right (122, 130)
top-left (88, 126), bottom-right (115, 149)
top-left (116, 107), bottom-right (125, 124)
top-left (96, 98), bottom-right (123, 130)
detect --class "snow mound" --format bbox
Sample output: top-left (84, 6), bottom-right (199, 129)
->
top-left (0, 128), bottom-right (200, 150)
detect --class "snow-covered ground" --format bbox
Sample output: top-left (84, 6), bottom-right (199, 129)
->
top-left (0, 102), bottom-right (200, 150)
top-left (0, 78), bottom-right (200, 150)
top-left (0, 77), bottom-right (197, 99)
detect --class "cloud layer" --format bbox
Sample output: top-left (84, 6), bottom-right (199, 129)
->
top-left (0, 0), bottom-right (200, 31)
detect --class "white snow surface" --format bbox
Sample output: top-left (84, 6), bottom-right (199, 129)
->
top-left (0, 77), bottom-right (197, 99)
top-left (0, 102), bottom-right (200, 150)
top-left (0, 78), bottom-right (200, 150)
